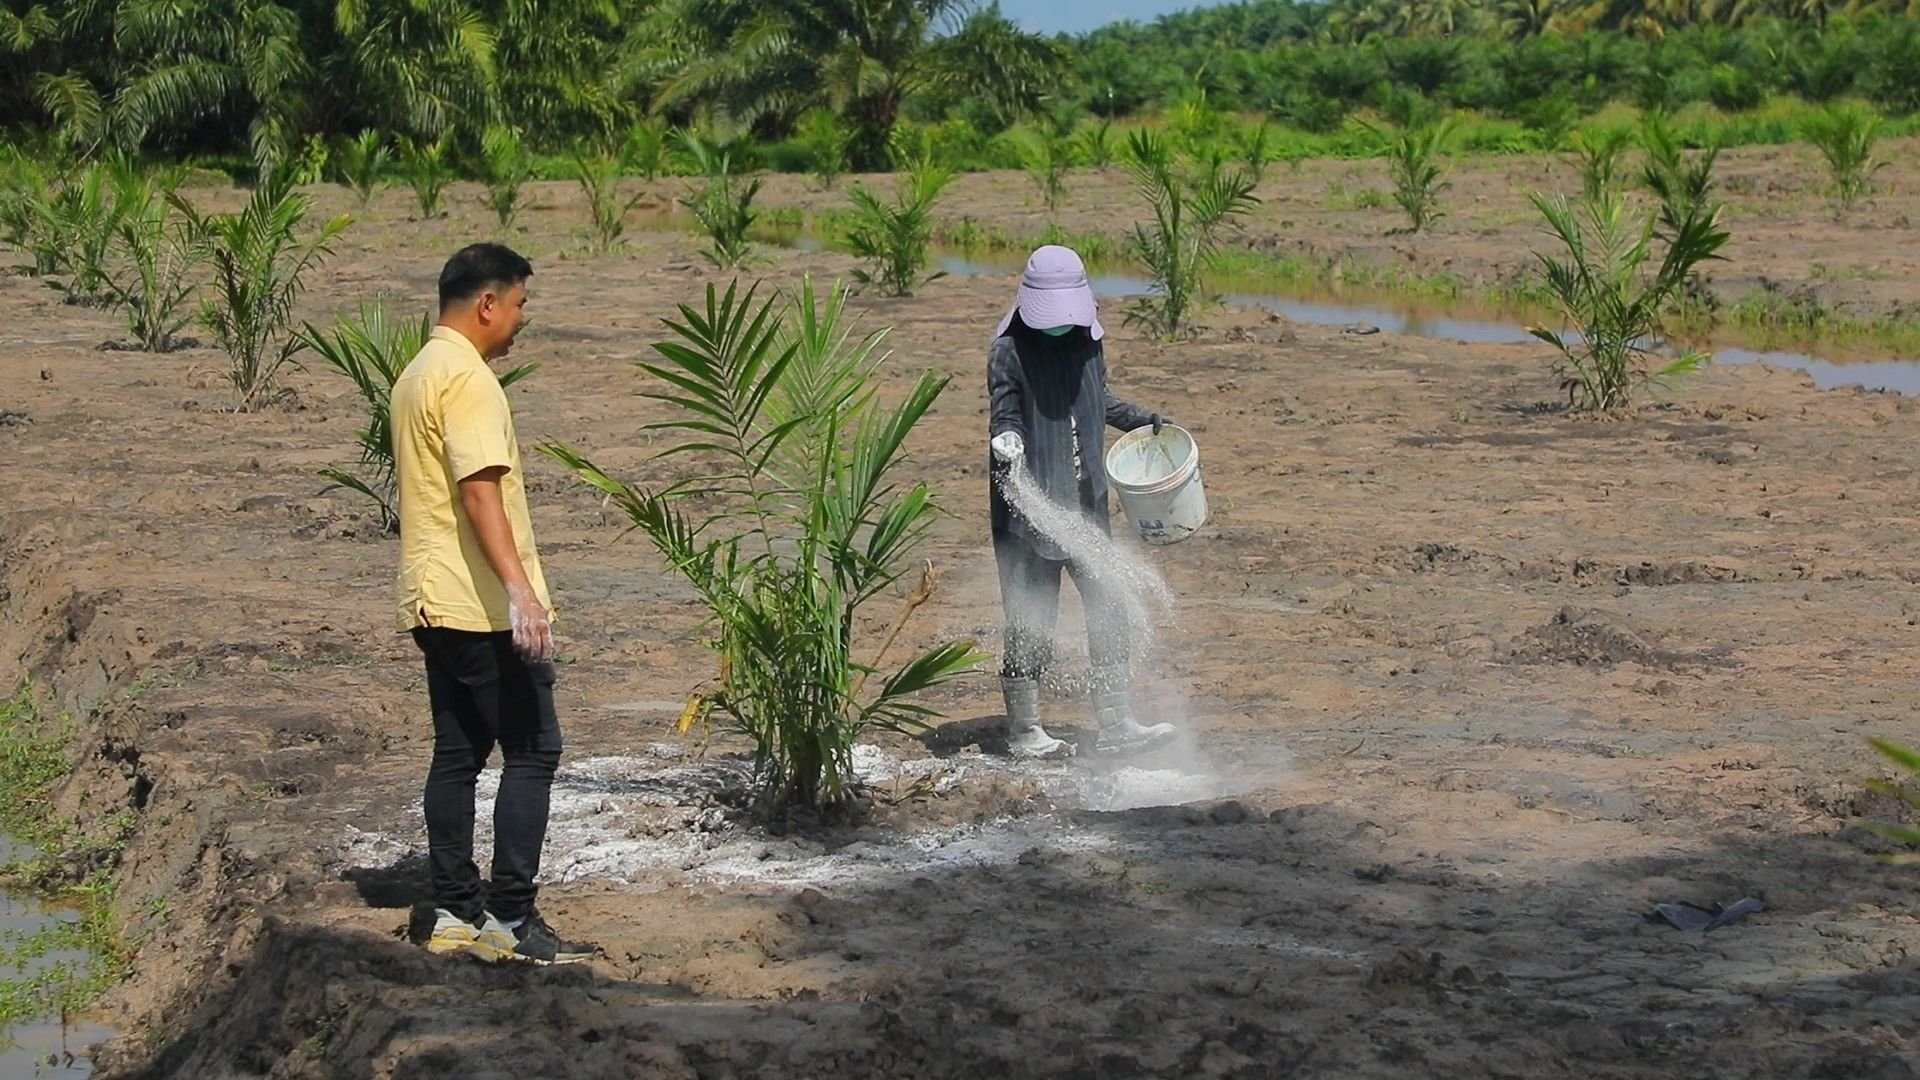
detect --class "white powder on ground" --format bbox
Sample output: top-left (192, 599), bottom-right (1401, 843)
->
top-left (331, 743), bottom-right (1263, 892)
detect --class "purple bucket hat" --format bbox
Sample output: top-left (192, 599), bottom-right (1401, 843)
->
top-left (991, 244), bottom-right (1103, 342)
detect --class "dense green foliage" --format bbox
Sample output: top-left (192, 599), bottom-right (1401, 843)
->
top-left (1072, 3), bottom-right (1920, 127)
top-left (9, 0), bottom-right (1920, 177)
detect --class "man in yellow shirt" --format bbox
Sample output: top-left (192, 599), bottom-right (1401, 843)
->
top-left (391, 243), bottom-right (592, 965)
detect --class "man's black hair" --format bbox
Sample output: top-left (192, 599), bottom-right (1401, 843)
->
top-left (438, 243), bottom-right (533, 309)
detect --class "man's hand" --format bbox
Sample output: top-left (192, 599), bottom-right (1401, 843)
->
top-left (991, 431), bottom-right (1024, 464)
top-left (506, 581), bottom-right (553, 661)
top-left (1151, 414), bottom-right (1173, 435)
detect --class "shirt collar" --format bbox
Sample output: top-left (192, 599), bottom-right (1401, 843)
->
top-left (430, 325), bottom-right (487, 364)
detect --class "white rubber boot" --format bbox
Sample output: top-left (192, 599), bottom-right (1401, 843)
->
top-left (1002, 676), bottom-right (1074, 760)
top-left (1091, 666), bottom-right (1176, 755)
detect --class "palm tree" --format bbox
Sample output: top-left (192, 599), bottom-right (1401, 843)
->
top-left (1497, 0), bottom-right (1564, 39)
top-left (110, 0), bottom-right (312, 169)
top-left (327, 0), bottom-right (499, 142)
top-left (639, 0), bottom-right (1066, 170)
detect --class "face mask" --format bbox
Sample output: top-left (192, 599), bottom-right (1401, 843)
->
top-left (1040, 325), bottom-right (1074, 337)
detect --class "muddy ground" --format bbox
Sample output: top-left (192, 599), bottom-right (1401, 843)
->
top-left (2, 157), bottom-right (1920, 1078)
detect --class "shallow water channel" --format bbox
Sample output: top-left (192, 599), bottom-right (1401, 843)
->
top-left (0, 839), bottom-right (109, 1079)
top-left (921, 251), bottom-right (1920, 395)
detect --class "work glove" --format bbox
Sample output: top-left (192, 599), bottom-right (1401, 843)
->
top-left (506, 581), bottom-right (554, 662)
top-left (1151, 414), bottom-right (1173, 435)
top-left (991, 430), bottom-right (1025, 464)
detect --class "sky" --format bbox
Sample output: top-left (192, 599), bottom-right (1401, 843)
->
top-left (1001, 0), bottom-right (1214, 34)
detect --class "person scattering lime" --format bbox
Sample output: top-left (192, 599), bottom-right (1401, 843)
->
top-left (986, 245), bottom-right (1179, 761)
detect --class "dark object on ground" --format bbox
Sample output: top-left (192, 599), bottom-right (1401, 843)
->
top-left (1652, 896), bottom-right (1767, 932)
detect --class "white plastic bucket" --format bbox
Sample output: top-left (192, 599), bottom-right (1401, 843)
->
top-left (1105, 424), bottom-right (1208, 545)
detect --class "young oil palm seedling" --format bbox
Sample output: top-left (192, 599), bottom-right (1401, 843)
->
top-left (540, 277), bottom-right (986, 811)
top-left (399, 137), bottom-right (450, 219)
top-left (1077, 119), bottom-right (1117, 170)
top-left (676, 130), bottom-right (760, 269)
top-left (796, 107), bottom-right (852, 190)
top-left (1372, 118), bottom-right (1453, 233)
top-left (1640, 112), bottom-right (1719, 227)
top-left (845, 158), bottom-right (954, 297)
top-left (481, 126), bottom-right (534, 229)
top-left (1234, 120), bottom-right (1276, 186)
top-left (1526, 189), bottom-right (1729, 411)
top-left (332, 130), bottom-right (389, 207)
top-left (573, 148), bottom-right (649, 254)
top-left (1864, 738), bottom-right (1920, 864)
top-left (0, 150), bottom-right (54, 271)
top-left (105, 180), bottom-right (207, 352)
top-left (1166, 86), bottom-right (1231, 163)
top-left (1802, 104), bottom-right (1887, 212)
top-left (183, 172), bottom-right (349, 411)
top-left (42, 161), bottom-right (129, 306)
top-left (303, 303), bottom-right (536, 532)
top-left (1571, 128), bottom-right (1634, 200)
top-left (1014, 128), bottom-right (1072, 214)
top-left (1123, 130), bottom-right (1259, 341)
top-left (625, 120), bottom-right (669, 182)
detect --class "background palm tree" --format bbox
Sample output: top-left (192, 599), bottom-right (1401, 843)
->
top-left (639, 0), bottom-right (1066, 170)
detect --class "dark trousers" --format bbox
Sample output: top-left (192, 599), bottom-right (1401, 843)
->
top-left (412, 627), bottom-right (563, 924)
top-left (994, 538), bottom-right (1128, 680)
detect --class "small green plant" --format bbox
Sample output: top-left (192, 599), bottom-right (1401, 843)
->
top-left (1234, 120), bottom-right (1275, 185)
top-left (1526, 188), bottom-right (1730, 411)
top-left (573, 149), bottom-right (647, 253)
top-left (1015, 129), bottom-right (1072, 213)
top-left (1520, 97), bottom-right (1579, 151)
top-left (1078, 119), bottom-right (1116, 169)
top-left (1123, 130), bottom-right (1259, 340)
top-left (625, 119), bottom-right (668, 181)
top-left (303, 303), bottom-right (535, 531)
top-left (1166, 86), bottom-right (1231, 162)
top-left (1863, 738), bottom-right (1920, 863)
top-left (540, 278), bottom-right (986, 811)
top-left (1802, 104), bottom-right (1887, 211)
top-left (1327, 182), bottom-right (1389, 211)
top-left (182, 172), bottom-right (349, 411)
top-left (284, 133), bottom-right (331, 186)
top-left (481, 126), bottom-right (533, 229)
top-left (1571, 128), bottom-right (1633, 200)
top-left (399, 137), bottom-right (450, 219)
top-left (1372, 118), bottom-right (1453, 233)
top-left (332, 130), bottom-right (389, 206)
top-left (0, 150), bottom-right (55, 270)
top-left (0, 690), bottom-right (74, 841)
top-left (41, 161), bottom-right (129, 306)
top-left (795, 107), bottom-right (852, 189)
top-left (1641, 112), bottom-right (1719, 227)
top-left (676, 130), bottom-right (760, 269)
top-left (845, 158), bottom-right (954, 297)
top-left (104, 179), bottom-right (206, 352)
top-left (0, 691), bottom-right (135, 1046)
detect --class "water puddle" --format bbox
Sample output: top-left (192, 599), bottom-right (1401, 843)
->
top-left (0, 840), bottom-right (110, 1079)
top-left (929, 253), bottom-right (1920, 394)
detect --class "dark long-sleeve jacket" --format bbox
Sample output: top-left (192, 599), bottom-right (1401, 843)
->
top-left (987, 323), bottom-right (1158, 560)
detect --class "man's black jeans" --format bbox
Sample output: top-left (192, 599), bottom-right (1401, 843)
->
top-left (412, 627), bottom-right (563, 925)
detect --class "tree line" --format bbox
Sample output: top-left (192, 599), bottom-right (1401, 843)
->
top-left (6, 0), bottom-right (1920, 177)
